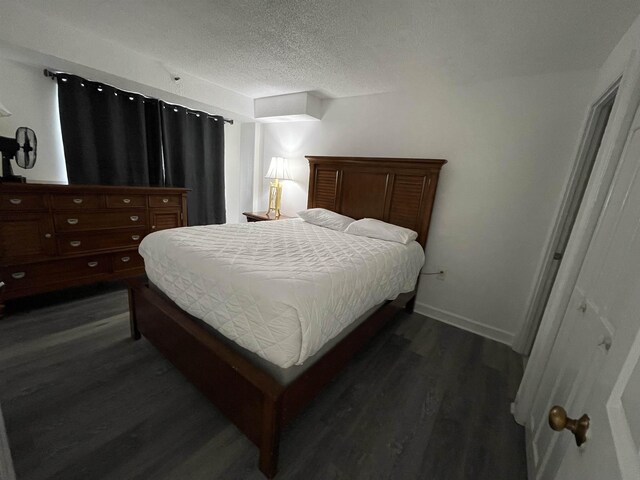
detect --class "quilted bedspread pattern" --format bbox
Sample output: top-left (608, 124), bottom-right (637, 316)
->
top-left (139, 219), bottom-right (425, 368)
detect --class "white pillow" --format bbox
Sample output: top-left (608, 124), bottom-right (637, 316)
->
top-left (344, 218), bottom-right (418, 244)
top-left (297, 208), bottom-right (355, 231)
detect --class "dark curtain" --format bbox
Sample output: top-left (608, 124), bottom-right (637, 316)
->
top-left (160, 101), bottom-right (226, 225)
top-left (57, 74), bottom-right (163, 186)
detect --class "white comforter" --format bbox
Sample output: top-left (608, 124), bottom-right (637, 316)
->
top-left (139, 219), bottom-right (425, 368)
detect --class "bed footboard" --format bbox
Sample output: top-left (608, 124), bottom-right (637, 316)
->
top-left (127, 277), bottom-right (415, 478)
top-left (128, 277), bottom-right (284, 477)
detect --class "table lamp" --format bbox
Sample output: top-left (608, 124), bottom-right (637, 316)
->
top-left (265, 156), bottom-right (291, 218)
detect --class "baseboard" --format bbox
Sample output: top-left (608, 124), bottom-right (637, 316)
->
top-left (414, 302), bottom-right (514, 346)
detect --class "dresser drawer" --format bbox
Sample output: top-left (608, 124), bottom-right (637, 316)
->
top-left (149, 195), bottom-right (182, 208)
top-left (58, 228), bottom-right (145, 255)
top-left (51, 194), bottom-right (102, 210)
top-left (0, 194), bottom-right (47, 211)
top-left (113, 250), bottom-right (145, 272)
top-left (105, 194), bottom-right (146, 208)
top-left (1, 255), bottom-right (110, 293)
top-left (54, 211), bottom-right (147, 232)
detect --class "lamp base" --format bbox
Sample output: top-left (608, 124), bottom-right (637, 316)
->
top-left (265, 207), bottom-right (281, 219)
top-left (266, 179), bottom-right (283, 219)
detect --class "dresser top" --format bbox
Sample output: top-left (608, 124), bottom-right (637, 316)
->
top-left (0, 182), bottom-right (189, 194)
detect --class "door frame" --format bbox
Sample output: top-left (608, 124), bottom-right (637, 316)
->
top-left (512, 83), bottom-right (618, 356)
top-left (513, 49), bottom-right (640, 427)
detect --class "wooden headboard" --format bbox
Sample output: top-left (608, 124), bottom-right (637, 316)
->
top-left (307, 156), bottom-right (446, 248)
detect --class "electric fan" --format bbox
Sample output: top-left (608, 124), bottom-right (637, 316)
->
top-left (0, 127), bottom-right (37, 183)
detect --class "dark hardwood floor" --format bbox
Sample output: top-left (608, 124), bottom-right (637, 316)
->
top-left (0, 285), bottom-right (527, 480)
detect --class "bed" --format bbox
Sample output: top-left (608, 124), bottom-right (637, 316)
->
top-left (127, 155), bottom-right (446, 478)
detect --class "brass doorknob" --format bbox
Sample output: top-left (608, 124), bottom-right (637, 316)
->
top-left (548, 405), bottom-right (590, 446)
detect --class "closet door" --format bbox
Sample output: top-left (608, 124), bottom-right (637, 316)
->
top-left (528, 94), bottom-right (640, 480)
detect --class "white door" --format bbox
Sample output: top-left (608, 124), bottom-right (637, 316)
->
top-left (527, 93), bottom-right (640, 479)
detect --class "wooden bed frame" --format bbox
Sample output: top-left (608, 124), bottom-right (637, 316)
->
top-left (128, 156), bottom-right (446, 478)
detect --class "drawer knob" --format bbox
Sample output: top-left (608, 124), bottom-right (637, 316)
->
top-left (87, 261), bottom-right (99, 268)
top-left (131, 235), bottom-right (140, 241)
top-left (123, 198), bottom-right (131, 204)
top-left (70, 240), bottom-right (82, 247)
top-left (9, 198), bottom-right (22, 205)
top-left (162, 198), bottom-right (169, 203)
top-left (152, 225), bottom-right (156, 229)
top-left (67, 218), bottom-right (79, 225)
top-left (130, 215), bottom-right (139, 222)
top-left (121, 256), bottom-right (131, 263)
top-left (11, 272), bottom-right (26, 279)
top-left (44, 233), bottom-right (52, 239)
top-left (73, 198), bottom-right (84, 204)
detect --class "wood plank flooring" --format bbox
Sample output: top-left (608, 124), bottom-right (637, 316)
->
top-left (0, 284), bottom-right (527, 479)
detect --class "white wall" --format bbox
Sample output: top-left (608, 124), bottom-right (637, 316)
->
top-left (261, 70), bottom-right (597, 343)
top-left (0, 1), bottom-right (253, 120)
top-left (0, 57), bottom-right (66, 182)
top-left (239, 123), bottom-right (259, 217)
top-left (594, 14), bottom-right (640, 98)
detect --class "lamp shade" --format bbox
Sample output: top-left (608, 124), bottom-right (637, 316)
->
top-left (0, 101), bottom-right (11, 118)
top-left (265, 156), bottom-right (292, 180)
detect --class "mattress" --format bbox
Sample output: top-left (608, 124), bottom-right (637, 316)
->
top-left (139, 219), bottom-right (425, 368)
top-left (148, 280), bottom-right (384, 385)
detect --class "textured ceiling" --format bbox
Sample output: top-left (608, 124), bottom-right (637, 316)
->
top-left (10, 0), bottom-right (640, 98)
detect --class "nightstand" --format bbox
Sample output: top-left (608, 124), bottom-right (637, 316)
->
top-left (243, 211), bottom-right (293, 222)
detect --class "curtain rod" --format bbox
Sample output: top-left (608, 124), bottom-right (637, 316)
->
top-left (44, 69), bottom-right (234, 125)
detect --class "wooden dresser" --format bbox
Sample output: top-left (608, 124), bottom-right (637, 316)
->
top-left (0, 183), bottom-right (188, 315)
